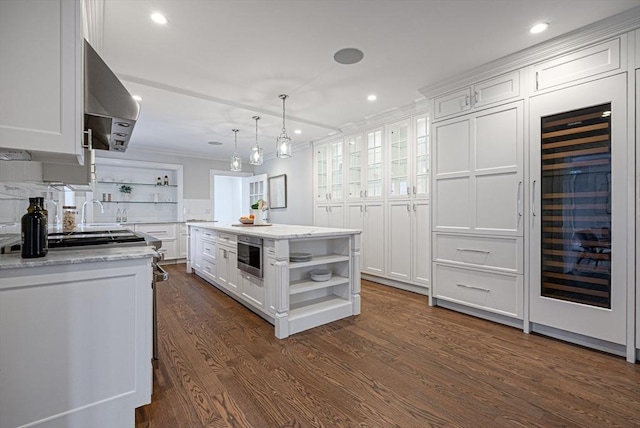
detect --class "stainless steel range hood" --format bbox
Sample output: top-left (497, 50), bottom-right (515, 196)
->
top-left (84, 40), bottom-right (140, 152)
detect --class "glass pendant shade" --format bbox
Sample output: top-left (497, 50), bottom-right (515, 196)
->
top-left (250, 116), bottom-right (263, 165)
top-left (276, 94), bottom-right (292, 159)
top-left (276, 133), bottom-right (292, 158)
top-left (230, 129), bottom-right (242, 171)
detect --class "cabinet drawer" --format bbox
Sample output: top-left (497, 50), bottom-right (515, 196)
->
top-left (217, 233), bottom-right (237, 245)
top-left (201, 229), bottom-right (216, 240)
top-left (433, 264), bottom-right (522, 318)
top-left (201, 239), bottom-right (216, 262)
top-left (434, 234), bottom-right (522, 273)
top-left (200, 258), bottom-right (216, 282)
top-left (135, 223), bottom-right (177, 240)
top-left (533, 38), bottom-right (620, 91)
top-left (240, 273), bottom-right (265, 309)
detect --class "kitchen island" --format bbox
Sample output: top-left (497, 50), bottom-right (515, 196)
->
top-left (187, 223), bottom-right (361, 338)
top-left (0, 246), bottom-right (156, 428)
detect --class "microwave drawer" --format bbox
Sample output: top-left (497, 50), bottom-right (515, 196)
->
top-left (433, 233), bottom-right (522, 273)
top-left (433, 263), bottom-right (522, 319)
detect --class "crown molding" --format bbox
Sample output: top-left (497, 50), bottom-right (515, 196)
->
top-left (419, 6), bottom-right (640, 99)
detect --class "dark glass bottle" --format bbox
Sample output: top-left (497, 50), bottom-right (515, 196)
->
top-left (21, 197), bottom-right (48, 258)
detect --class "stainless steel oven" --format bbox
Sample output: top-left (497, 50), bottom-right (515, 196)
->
top-left (237, 235), bottom-right (263, 278)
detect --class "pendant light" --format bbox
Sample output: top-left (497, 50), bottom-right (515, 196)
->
top-left (276, 94), bottom-right (292, 158)
top-left (250, 116), bottom-right (263, 165)
top-left (230, 129), bottom-right (242, 171)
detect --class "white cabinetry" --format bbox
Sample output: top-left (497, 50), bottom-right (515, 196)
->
top-left (178, 223), bottom-right (188, 259)
top-left (432, 100), bottom-right (524, 320)
top-left (387, 200), bottom-right (430, 288)
top-left (347, 201), bottom-right (384, 276)
top-left (532, 38), bottom-right (621, 92)
top-left (0, 257), bottom-right (153, 428)
top-left (314, 140), bottom-right (345, 227)
top-left (0, 0), bottom-right (84, 165)
top-left (433, 71), bottom-right (520, 120)
top-left (433, 101), bottom-right (524, 236)
top-left (135, 223), bottom-right (178, 261)
top-left (239, 272), bottom-right (265, 310)
top-left (216, 233), bottom-right (239, 295)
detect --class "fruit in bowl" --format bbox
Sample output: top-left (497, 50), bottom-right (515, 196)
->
top-left (239, 216), bottom-right (253, 224)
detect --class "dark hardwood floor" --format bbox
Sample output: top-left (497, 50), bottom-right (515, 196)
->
top-left (136, 264), bottom-right (640, 428)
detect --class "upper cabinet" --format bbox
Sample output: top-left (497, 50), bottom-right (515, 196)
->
top-left (0, 0), bottom-right (84, 165)
top-left (365, 127), bottom-right (384, 200)
top-left (386, 114), bottom-right (430, 200)
top-left (533, 38), bottom-right (621, 93)
top-left (433, 71), bottom-right (521, 120)
top-left (314, 139), bottom-right (344, 203)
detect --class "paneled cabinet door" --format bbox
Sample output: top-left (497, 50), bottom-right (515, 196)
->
top-left (411, 200), bottom-right (430, 287)
top-left (190, 227), bottom-right (202, 270)
top-left (387, 201), bottom-right (412, 281)
top-left (362, 202), bottom-right (384, 275)
top-left (433, 88), bottom-right (472, 120)
top-left (433, 101), bottom-right (524, 236)
top-left (0, 0), bottom-right (83, 164)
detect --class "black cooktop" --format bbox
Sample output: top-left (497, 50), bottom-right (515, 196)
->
top-left (48, 229), bottom-right (145, 248)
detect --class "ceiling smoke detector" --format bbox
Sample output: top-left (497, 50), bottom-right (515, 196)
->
top-left (334, 48), bottom-right (364, 65)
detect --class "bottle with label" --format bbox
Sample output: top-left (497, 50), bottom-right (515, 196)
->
top-left (116, 208), bottom-right (122, 223)
top-left (22, 197), bottom-right (48, 258)
top-left (122, 208), bottom-right (128, 223)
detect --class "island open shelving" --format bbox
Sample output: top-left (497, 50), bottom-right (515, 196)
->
top-left (186, 223), bottom-right (361, 338)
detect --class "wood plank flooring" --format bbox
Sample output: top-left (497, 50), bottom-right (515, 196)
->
top-left (136, 264), bottom-right (640, 428)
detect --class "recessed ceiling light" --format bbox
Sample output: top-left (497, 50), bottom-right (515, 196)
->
top-left (367, 94), bottom-right (377, 101)
top-left (151, 12), bottom-right (168, 25)
top-left (334, 48), bottom-right (364, 65)
top-left (132, 95), bottom-right (142, 101)
top-left (530, 22), bottom-right (549, 34)
top-left (294, 129), bottom-right (302, 135)
top-left (208, 141), bottom-right (222, 146)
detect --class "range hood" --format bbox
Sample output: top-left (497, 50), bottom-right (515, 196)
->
top-left (84, 40), bottom-right (140, 152)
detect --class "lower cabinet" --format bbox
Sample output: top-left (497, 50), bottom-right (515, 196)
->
top-left (216, 234), bottom-right (239, 295)
top-left (0, 258), bottom-right (153, 428)
top-left (239, 272), bottom-right (265, 309)
top-left (432, 232), bottom-right (524, 320)
top-left (315, 203), bottom-right (344, 228)
top-left (134, 223), bottom-right (178, 261)
top-left (347, 201), bottom-right (385, 276)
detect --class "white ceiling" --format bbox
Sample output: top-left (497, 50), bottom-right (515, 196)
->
top-left (96, 0), bottom-right (639, 161)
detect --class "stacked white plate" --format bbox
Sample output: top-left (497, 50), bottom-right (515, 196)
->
top-left (309, 269), bottom-right (332, 282)
top-left (290, 252), bottom-right (312, 262)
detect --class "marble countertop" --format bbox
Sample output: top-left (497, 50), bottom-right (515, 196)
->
top-left (0, 246), bottom-right (157, 270)
top-left (186, 222), bottom-right (361, 239)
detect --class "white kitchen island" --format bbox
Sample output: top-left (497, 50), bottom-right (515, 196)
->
top-left (0, 246), bottom-right (155, 428)
top-left (187, 223), bottom-right (361, 338)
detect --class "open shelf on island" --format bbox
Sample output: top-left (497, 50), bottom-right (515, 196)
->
top-left (289, 254), bottom-right (350, 269)
top-left (289, 295), bottom-right (351, 321)
top-left (289, 275), bottom-right (349, 295)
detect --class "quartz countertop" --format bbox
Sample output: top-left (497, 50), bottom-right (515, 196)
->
top-left (186, 222), bottom-right (361, 239)
top-left (0, 246), bottom-right (157, 270)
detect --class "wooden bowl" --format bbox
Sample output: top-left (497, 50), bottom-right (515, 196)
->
top-left (239, 218), bottom-right (254, 224)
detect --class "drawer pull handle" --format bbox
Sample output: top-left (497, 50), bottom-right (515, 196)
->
top-left (457, 282), bottom-right (490, 292)
top-left (456, 248), bottom-right (490, 254)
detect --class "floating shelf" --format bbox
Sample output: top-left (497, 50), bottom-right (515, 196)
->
top-left (100, 201), bottom-right (177, 204)
top-left (97, 181), bottom-right (177, 188)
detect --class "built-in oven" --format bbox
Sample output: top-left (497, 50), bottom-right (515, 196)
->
top-left (237, 235), bottom-right (263, 278)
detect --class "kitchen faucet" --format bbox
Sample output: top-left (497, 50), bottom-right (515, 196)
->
top-left (81, 199), bottom-right (105, 225)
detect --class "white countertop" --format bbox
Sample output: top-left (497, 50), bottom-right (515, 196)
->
top-left (0, 246), bottom-right (157, 270)
top-left (186, 222), bottom-right (361, 239)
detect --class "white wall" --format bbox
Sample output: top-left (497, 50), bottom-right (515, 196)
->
top-left (255, 145), bottom-right (313, 226)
